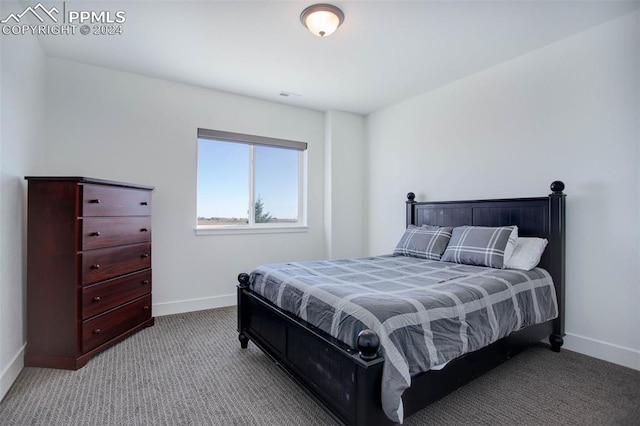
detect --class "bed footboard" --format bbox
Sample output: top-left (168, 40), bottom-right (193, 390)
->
top-left (237, 273), bottom-right (391, 426)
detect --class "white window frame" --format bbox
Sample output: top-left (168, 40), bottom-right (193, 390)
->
top-left (195, 128), bottom-right (308, 235)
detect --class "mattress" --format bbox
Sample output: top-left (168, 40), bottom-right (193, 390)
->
top-left (250, 255), bottom-right (558, 423)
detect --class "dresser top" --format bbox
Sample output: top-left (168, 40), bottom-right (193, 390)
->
top-left (24, 176), bottom-right (154, 191)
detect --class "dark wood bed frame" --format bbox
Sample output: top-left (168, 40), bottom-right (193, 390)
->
top-left (237, 181), bottom-right (566, 425)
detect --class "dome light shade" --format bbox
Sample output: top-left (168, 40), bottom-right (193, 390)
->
top-left (300, 4), bottom-right (344, 37)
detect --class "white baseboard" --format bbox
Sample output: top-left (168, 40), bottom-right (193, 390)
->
top-left (154, 298), bottom-right (639, 372)
top-left (153, 293), bottom-right (236, 317)
top-left (564, 332), bottom-right (640, 371)
top-left (0, 343), bottom-right (25, 402)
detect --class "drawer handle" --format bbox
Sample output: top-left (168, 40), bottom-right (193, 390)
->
top-left (92, 296), bottom-right (101, 302)
top-left (141, 253), bottom-right (150, 258)
top-left (90, 264), bottom-right (100, 270)
top-left (140, 228), bottom-right (149, 232)
top-left (143, 305), bottom-right (150, 311)
top-left (141, 280), bottom-right (150, 285)
top-left (90, 199), bottom-right (101, 204)
top-left (93, 328), bottom-right (102, 334)
top-left (140, 201), bottom-right (148, 206)
top-left (90, 231), bottom-right (101, 237)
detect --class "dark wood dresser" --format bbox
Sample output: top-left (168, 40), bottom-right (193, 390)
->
top-left (24, 177), bottom-right (155, 369)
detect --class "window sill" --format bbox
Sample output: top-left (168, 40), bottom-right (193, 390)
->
top-left (195, 225), bottom-right (309, 236)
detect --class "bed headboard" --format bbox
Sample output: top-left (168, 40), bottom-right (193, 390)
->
top-left (406, 181), bottom-right (566, 337)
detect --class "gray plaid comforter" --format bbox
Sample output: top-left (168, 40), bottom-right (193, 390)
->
top-left (250, 255), bottom-right (558, 424)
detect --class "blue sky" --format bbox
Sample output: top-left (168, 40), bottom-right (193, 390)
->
top-left (197, 140), bottom-right (299, 219)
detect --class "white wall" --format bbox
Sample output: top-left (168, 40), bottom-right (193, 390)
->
top-left (366, 11), bottom-right (640, 370)
top-left (43, 58), bottom-right (326, 315)
top-left (0, 2), bottom-right (47, 399)
top-left (324, 110), bottom-right (366, 259)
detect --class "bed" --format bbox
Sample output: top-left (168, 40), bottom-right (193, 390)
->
top-left (236, 181), bottom-right (566, 425)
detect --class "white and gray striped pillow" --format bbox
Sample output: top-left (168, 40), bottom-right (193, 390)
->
top-left (442, 225), bottom-right (517, 268)
top-left (393, 225), bottom-right (454, 261)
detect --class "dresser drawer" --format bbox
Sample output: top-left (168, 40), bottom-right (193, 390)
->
top-left (81, 243), bottom-right (151, 285)
top-left (82, 185), bottom-right (152, 217)
top-left (82, 217), bottom-right (151, 250)
top-left (82, 270), bottom-right (151, 319)
top-left (82, 295), bottom-right (152, 353)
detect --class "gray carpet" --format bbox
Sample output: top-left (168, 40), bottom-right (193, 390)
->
top-left (1, 307), bottom-right (638, 425)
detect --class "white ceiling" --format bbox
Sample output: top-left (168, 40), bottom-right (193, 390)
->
top-left (36, 0), bottom-right (639, 114)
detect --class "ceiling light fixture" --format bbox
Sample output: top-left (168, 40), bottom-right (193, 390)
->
top-left (300, 4), bottom-right (344, 38)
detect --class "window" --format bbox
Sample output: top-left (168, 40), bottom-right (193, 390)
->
top-left (196, 128), bottom-right (307, 232)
